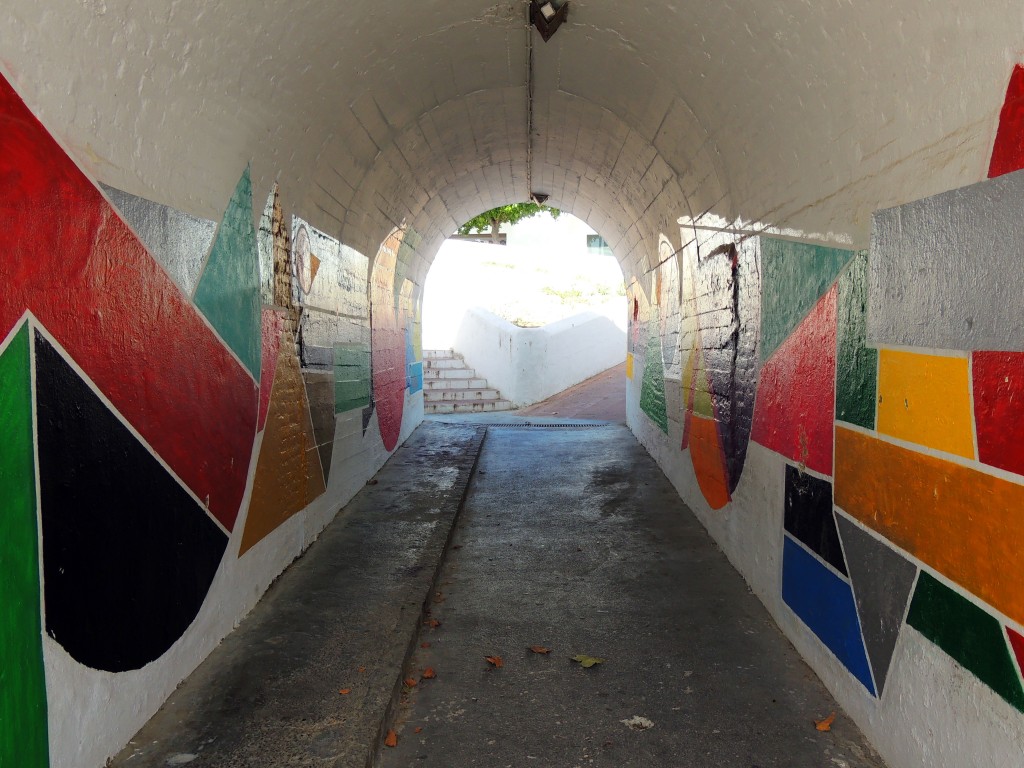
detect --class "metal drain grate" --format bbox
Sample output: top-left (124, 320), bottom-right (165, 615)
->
top-left (486, 422), bottom-right (610, 429)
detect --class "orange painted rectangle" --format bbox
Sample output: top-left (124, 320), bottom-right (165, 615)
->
top-left (876, 350), bottom-right (975, 458)
top-left (834, 425), bottom-right (1024, 626)
top-left (626, 353), bottom-right (634, 380)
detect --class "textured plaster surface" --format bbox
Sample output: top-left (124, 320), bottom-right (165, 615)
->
top-left (870, 169), bottom-right (1024, 351)
top-left (0, 0), bottom-right (1013, 278)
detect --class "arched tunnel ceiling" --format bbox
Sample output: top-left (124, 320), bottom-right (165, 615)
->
top-left (0, 0), bottom-right (1018, 281)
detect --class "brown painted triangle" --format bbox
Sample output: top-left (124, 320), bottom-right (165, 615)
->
top-left (239, 328), bottom-right (326, 556)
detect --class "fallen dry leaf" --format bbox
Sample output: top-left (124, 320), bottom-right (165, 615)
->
top-left (422, 667), bottom-right (437, 679)
top-left (425, 618), bottom-right (441, 628)
top-left (621, 715), bottom-right (654, 731)
top-left (485, 655), bottom-right (504, 668)
top-left (815, 712), bottom-right (836, 732)
top-left (384, 730), bottom-right (398, 748)
top-left (367, 479), bottom-right (379, 485)
top-left (414, 727), bottom-right (423, 734)
top-left (357, 666), bottom-right (366, 673)
top-left (529, 646), bottom-right (552, 654)
top-left (404, 677), bottom-right (418, 687)
top-left (338, 689), bottom-right (351, 695)
top-left (421, 642), bottom-right (431, 649)
top-left (571, 654), bottom-right (607, 668)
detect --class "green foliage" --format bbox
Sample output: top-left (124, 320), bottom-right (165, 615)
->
top-left (457, 203), bottom-right (561, 235)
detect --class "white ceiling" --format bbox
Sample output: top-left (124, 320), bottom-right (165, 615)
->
top-left (1, 0), bottom-right (1017, 281)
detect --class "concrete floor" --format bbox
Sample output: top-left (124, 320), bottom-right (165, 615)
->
top-left (516, 363), bottom-right (627, 422)
top-left (110, 419), bottom-right (886, 768)
top-left (380, 425), bottom-right (886, 768)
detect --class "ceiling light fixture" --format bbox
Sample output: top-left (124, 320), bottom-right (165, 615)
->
top-left (531, 0), bottom-right (569, 42)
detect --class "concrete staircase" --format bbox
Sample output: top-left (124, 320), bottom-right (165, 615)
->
top-left (423, 349), bottom-right (512, 414)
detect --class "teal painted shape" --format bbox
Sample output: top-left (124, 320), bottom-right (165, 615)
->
top-left (760, 237), bottom-right (853, 361)
top-left (907, 571), bottom-right (1024, 712)
top-left (640, 306), bottom-right (669, 434)
top-left (193, 167), bottom-right (262, 377)
top-left (0, 323), bottom-right (49, 766)
top-left (334, 342), bottom-right (371, 413)
top-left (836, 251), bottom-right (877, 428)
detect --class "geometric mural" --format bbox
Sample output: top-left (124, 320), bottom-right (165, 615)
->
top-left (0, 323), bottom-right (48, 767)
top-left (835, 425), bottom-right (1024, 629)
top-left (0, 72), bottom-right (258, 534)
top-left (640, 303), bottom-right (669, 433)
top-left (759, 238), bottom-right (850, 362)
top-left (835, 251), bottom-right (877, 430)
top-left (972, 351), bottom-right (1024, 476)
top-left (371, 226), bottom-right (417, 452)
top-left (193, 167), bottom-right (263, 380)
top-left (988, 63), bottom-right (1024, 180)
top-left (907, 572), bottom-right (1024, 712)
top-left (835, 516), bottom-right (917, 693)
top-left (36, 331), bottom-right (229, 672)
top-left (679, 237), bottom-right (760, 508)
top-left (784, 466), bottom-right (846, 576)
top-left (782, 536), bottom-right (875, 695)
top-left (876, 350), bottom-right (975, 459)
top-left (101, 183), bottom-right (217, 299)
top-left (258, 309), bottom-right (286, 432)
top-left (239, 326), bottom-right (327, 557)
top-left (751, 284), bottom-right (837, 476)
top-left (290, 216), bottom-right (374, 477)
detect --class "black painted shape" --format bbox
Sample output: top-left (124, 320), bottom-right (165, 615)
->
top-left (783, 464), bottom-right (847, 576)
top-left (699, 240), bottom-right (761, 493)
top-left (35, 332), bottom-right (228, 673)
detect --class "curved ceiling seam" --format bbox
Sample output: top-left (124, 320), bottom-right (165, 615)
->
top-left (548, 78), bottom-right (730, 211)
top-left (543, 89), bottom-right (716, 248)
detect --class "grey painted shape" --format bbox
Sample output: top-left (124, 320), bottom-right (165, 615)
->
top-left (101, 184), bottom-right (217, 297)
top-left (301, 370), bottom-right (336, 483)
top-left (868, 168), bottom-right (1024, 351)
top-left (300, 344), bottom-right (335, 370)
top-left (836, 514), bottom-right (918, 693)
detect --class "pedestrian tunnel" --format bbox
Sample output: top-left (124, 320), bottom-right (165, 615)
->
top-left (2, 2), bottom-right (1024, 766)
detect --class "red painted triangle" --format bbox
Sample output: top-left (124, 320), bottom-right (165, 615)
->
top-left (750, 285), bottom-right (837, 475)
top-left (1009, 626), bottom-right (1024, 680)
top-left (990, 65), bottom-right (1024, 178)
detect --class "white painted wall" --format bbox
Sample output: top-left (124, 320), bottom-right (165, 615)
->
top-left (453, 307), bottom-right (625, 407)
top-left (422, 224), bottom-right (626, 353)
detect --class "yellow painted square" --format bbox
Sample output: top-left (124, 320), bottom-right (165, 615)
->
top-left (877, 349), bottom-right (975, 458)
top-left (626, 353), bottom-right (634, 379)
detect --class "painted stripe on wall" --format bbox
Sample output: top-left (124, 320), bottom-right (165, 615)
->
top-left (834, 425), bottom-right (1024, 627)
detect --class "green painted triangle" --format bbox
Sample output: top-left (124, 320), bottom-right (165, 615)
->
top-left (908, 572), bottom-right (1024, 712)
top-left (760, 237), bottom-right (853, 361)
top-left (641, 306), bottom-right (669, 433)
top-left (836, 251), bottom-right (878, 428)
top-left (0, 323), bottom-right (49, 766)
top-left (194, 167), bottom-right (262, 377)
